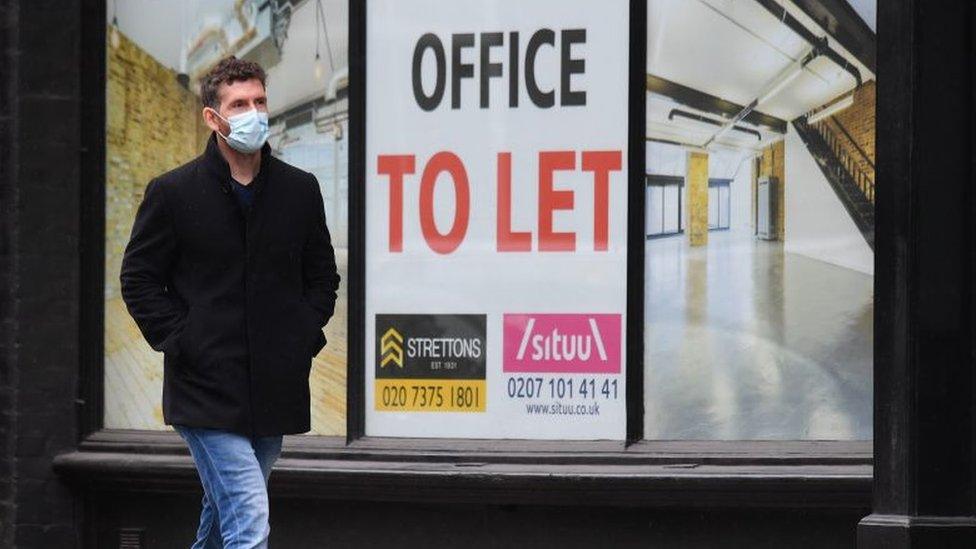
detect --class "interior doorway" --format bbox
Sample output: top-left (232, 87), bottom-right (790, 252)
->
top-left (646, 174), bottom-right (683, 239)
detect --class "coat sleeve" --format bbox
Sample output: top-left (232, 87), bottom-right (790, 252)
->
top-left (302, 174), bottom-right (341, 327)
top-left (119, 177), bottom-right (188, 354)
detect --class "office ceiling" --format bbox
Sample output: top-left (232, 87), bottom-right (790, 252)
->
top-left (646, 0), bottom-right (875, 151)
top-left (112, 0), bottom-right (872, 150)
top-left (110, 0), bottom-right (348, 115)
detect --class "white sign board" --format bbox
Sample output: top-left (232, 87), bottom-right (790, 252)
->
top-left (364, 0), bottom-right (631, 439)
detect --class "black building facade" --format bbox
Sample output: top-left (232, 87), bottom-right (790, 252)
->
top-left (1, 1), bottom-right (975, 547)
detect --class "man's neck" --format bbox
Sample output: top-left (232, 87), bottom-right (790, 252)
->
top-left (216, 136), bottom-right (262, 185)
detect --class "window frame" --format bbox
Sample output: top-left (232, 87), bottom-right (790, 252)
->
top-left (347, 0), bottom-right (647, 444)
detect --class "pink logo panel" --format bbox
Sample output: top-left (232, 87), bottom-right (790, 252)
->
top-left (502, 314), bottom-right (622, 373)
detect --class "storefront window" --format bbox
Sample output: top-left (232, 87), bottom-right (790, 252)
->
top-left (100, 0), bottom-right (874, 445)
top-left (643, 0), bottom-right (874, 440)
top-left (103, 0), bottom-right (349, 435)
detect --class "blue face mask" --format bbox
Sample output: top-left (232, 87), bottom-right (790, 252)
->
top-left (210, 107), bottom-right (270, 154)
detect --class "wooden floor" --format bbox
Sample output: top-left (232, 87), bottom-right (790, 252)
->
top-left (104, 249), bottom-right (349, 436)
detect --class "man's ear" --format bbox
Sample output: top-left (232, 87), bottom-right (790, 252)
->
top-left (202, 107), bottom-right (223, 134)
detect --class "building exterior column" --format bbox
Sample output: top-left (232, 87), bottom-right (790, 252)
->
top-left (858, 1), bottom-right (976, 546)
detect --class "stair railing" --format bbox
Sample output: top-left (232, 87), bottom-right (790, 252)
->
top-left (813, 118), bottom-right (875, 203)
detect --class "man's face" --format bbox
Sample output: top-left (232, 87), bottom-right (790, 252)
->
top-left (203, 77), bottom-right (268, 136)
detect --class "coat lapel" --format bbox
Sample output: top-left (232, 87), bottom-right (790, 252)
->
top-left (201, 131), bottom-right (274, 228)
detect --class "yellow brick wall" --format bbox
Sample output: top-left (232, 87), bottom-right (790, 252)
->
top-left (686, 151), bottom-right (709, 246)
top-left (105, 31), bottom-right (211, 299)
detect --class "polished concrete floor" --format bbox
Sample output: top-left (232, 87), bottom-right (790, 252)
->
top-left (644, 229), bottom-right (872, 440)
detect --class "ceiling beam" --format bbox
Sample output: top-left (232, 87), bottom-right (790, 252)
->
top-left (752, 0), bottom-right (863, 86)
top-left (668, 109), bottom-right (763, 141)
top-left (646, 74), bottom-right (788, 134)
top-left (702, 45), bottom-right (816, 148)
top-left (789, 0), bottom-right (876, 75)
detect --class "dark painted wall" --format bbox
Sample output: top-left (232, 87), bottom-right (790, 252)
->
top-left (94, 491), bottom-right (864, 548)
top-left (0, 0), bottom-right (84, 546)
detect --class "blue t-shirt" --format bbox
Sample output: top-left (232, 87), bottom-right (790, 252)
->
top-left (230, 178), bottom-right (256, 212)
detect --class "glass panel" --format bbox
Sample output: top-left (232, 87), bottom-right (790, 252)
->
top-left (103, 0), bottom-right (349, 435)
top-left (707, 186), bottom-right (720, 229)
top-left (647, 185), bottom-right (665, 236)
top-left (647, 179), bottom-right (683, 238)
top-left (644, 0), bottom-right (875, 440)
top-left (717, 186), bottom-right (726, 228)
top-left (663, 185), bottom-right (681, 234)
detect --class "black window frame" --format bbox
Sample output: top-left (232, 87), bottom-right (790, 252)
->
top-left (57, 0), bottom-right (879, 509)
top-left (347, 0), bottom-right (649, 444)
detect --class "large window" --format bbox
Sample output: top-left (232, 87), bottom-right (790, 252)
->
top-left (646, 175), bottom-right (682, 238)
top-left (103, 0), bottom-right (349, 435)
top-left (707, 179), bottom-right (730, 231)
top-left (644, 0), bottom-right (874, 440)
top-left (100, 0), bottom-right (875, 446)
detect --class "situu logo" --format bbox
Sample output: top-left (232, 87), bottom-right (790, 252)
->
top-left (515, 317), bottom-right (608, 362)
top-left (503, 314), bottom-right (621, 373)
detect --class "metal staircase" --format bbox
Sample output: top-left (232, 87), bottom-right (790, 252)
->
top-left (793, 117), bottom-right (875, 250)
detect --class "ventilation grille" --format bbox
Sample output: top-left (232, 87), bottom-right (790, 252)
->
top-left (118, 528), bottom-right (144, 549)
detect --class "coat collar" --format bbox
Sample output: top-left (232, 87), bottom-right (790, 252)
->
top-left (203, 131), bottom-right (273, 185)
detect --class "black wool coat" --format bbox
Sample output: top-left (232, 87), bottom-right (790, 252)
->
top-left (120, 132), bottom-right (341, 437)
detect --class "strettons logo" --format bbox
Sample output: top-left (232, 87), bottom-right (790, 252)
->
top-left (375, 314), bottom-right (487, 379)
top-left (374, 314), bottom-right (487, 413)
top-left (380, 327), bottom-right (404, 368)
top-left (503, 314), bottom-right (621, 373)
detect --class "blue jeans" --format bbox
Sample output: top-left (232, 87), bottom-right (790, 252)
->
top-left (175, 425), bottom-right (284, 549)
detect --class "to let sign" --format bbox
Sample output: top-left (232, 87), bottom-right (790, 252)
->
top-left (364, 0), bottom-right (633, 440)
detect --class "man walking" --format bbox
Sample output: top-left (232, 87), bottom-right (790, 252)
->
top-left (120, 56), bottom-right (340, 548)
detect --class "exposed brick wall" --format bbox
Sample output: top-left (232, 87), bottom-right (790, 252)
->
top-left (686, 151), bottom-right (709, 246)
top-left (831, 80), bottom-right (875, 168)
top-left (819, 80), bottom-right (875, 190)
top-left (105, 30), bottom-right (210, 300)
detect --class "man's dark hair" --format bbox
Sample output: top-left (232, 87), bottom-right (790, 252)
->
top-left (200, 56), bottom-right (267, 110)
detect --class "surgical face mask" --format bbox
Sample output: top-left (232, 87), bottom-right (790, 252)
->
top-left (209, 107), bottom-right (270, 154)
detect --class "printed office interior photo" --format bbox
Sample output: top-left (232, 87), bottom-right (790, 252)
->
top-left (644, 0), bottom-right (875, 440)
top-left (103, 0), bottom-right (349, 435)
